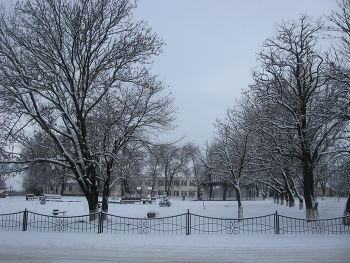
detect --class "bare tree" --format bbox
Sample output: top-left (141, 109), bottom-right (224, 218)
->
top-left (151, 144), bottom-right (191, 195)
top-left (251, 15), bottom-right (344, 219)
top-left (0, 0), bottom-right (176, 216)
top-left (208, 106), bottom-right (256, 218)
top-left (186, 142), bottom-right (205, 199)
top-left (328, 0), bottom-right (350, 221)
top-left (243, 93), bottom-right (305, 209)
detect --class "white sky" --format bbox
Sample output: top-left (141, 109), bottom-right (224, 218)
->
top-left (132, 0), bottom-right (340, 144)
top-left (0, 0), bottom-right (339, 144)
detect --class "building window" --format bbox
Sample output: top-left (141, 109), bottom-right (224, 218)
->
top-left (145, 180), bottom-right (151, 186)
top-left (190, 181), bottom-right (195, 186)
top-left (173, 180), bottom-right (179, 186)
top-left (158, 190), bottom-right (163, 196)
top-left (181, 191), bottom-right (187, 197)
top-left (173, 190), bottom-right (179, 197)
top-left (181, 180), bottom-right (187, 186)
top-left (158, 180), bottom-right (164, 186)
top-left (69, 185), bottom-right (72, 191)
top-left (189, 190), bottom-right (196, 197)
top-left (138, 180), bottom-right (143, 186)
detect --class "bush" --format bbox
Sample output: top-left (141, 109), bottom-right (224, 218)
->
top-left (159, 195), bottom-right (172, 207)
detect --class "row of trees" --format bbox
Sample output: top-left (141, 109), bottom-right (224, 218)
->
top-left (202, 3), bottom-right (350, 220)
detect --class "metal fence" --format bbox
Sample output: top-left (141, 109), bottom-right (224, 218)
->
top-left (1, 209), bottom-right (349, 234)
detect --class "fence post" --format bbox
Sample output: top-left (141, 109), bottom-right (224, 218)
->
top-left (274, 211), bottom-right (280, 234)
top-left (186, 209), bottom-right (191, 235)
top-left (98, 211), bottom-right (104, 234)
top-left (22, 209), bottom-right (28, 231)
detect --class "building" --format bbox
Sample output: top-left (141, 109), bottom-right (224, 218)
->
top-left (48, 177), bottom-right (200, 198)
top-left (113, 177), bottom-right (199, 198)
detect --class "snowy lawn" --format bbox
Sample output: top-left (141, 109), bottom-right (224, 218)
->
top-left (1, 196), bottom-right (349, 262)
top-left (0, 195), bottom-right (348, 218)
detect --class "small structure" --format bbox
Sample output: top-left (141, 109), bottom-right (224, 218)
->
top-left (0, 189), bottom-right (6, 198)
top-left (26, 194), bottom-right (37, 200)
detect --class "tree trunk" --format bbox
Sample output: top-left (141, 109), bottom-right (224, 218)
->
top-left (101, 178), bottom-right (110, 220)
top-left (293, 186), bottom-right (304, 210)
top-left (285, 188), bottom-right (295, 207)
top-left (102, 162), bottom-right (113, 216)
top-left (78, 167), bottom-right (99, 221)
top-left (238, 206), bottom-right (243, 219)
top-left (222, 183), bottom-right (227, 201)
top-left (298, 197), bottom-right (304, 210)
top-left (306, 201), bottom-right (319, 220)
top-left (235, 185), bottom-right (243, 219)
top-left (209, 185), bottom-right (213, 199)
top-left (288, 192), bottom-right (295, 207)
top-left (262, 193), bottom-right (267, 200)
top-left (280, 192), bottom-right (284, 205)
top-left (304, 167), bottom-right (318, 219)
top-left (86, 192), bottom-right (99, 221)
top-left (343, 194), bottom-right (350, 225)
top-left (197, 187), bottom-right (202, 200)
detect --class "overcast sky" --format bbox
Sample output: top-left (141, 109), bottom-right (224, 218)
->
top-left (132, 0), bottom-right (340, 144)
top-left (0, 0), bottom-right (339, 144)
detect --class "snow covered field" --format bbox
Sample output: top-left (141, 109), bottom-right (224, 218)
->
top-left (0, 195), bottom-right (348, 218)
top-left (1, 196), bottom-right (350, 262)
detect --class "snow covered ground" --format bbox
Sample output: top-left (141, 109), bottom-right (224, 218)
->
top-left (1, 196), bottom-right (350, 262)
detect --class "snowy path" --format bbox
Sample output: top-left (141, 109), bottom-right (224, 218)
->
top-left (1, 231), bottom-right (349, 263)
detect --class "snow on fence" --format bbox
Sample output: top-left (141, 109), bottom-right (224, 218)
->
top-left (1, 209), bottom-right (349, 234)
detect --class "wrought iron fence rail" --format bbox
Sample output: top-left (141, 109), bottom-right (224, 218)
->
top-left (0, 211), bottom-right (22, 231)
top-left (0, 209), bottom-right (349, 235)
top-left (190, 213), bottom-right (276, 234)
top-left (26, 211), bottom-right (99, 232)
top-left (278, 215), bottom-right (350, 234)
top-left (102, 213), bottom-right (187, 234)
